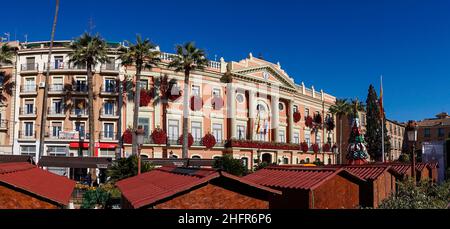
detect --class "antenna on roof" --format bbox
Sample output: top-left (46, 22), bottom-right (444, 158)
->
top-left (24, 34), bottom-right (28, 43)
top-left (88, 16), bottom-right (96, 34)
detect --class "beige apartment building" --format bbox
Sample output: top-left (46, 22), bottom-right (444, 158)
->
top-left (417, 112), bottom-right (450, 149)
top-left (386, 119), bottom-right (405, 160)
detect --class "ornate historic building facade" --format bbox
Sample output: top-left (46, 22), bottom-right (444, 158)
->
top-left (5, 40), bottom-right (338, 171)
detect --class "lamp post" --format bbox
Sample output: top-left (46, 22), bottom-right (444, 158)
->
top-left (406, 120), bottom-right (418, 182)
top-left (135, 126), bottom-right (145, 175)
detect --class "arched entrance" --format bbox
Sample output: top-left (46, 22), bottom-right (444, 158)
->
top-left (262, 153), bottom-right (272, 164)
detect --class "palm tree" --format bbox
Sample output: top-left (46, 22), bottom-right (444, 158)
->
top-left (349, 99), bottom-right (365, 119)
top-left (38, 0), bottom-right (59, 161)
top-left (68, 33), bottom-right (108, 161)
top-left (152, 74), bottom-right (179, 133)
top-left (119, 35), bottom-right (160, 155)
top-left (168, 42), bottom-right (208, 159)
top-left (329, 98), bottom-right (352, 164)
top-left (0, 44), bottom-right (14, 66)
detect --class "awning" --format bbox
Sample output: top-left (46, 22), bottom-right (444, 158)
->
top-left (38, 156), bottom-right (113, 169)
top-left (0, 155), bottom-right (34, 164)
top-left (69, 142), bottom-right (117, 149)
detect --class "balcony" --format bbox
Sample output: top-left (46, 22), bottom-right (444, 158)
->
top-left (46, 62), bottom-right (88, 73)
top-left (99, 131), bottom-right (118, 141)
top-left (72, 85), bottom-right (88, 95)
top-left (225, 139), bottom-right (300, 150)
top-left (0, 120), bottom-right (8, 130)
top-left (19, 107), bottom-right (37, 118)
top-left (100, 63), bottom-right (119, 74)
top-left (100, 85), bottom-right (118, 96)
top-left (70, 109), bottom-right (88, 119)
top-left (48, 84), bottom-right (65, 94)
top-left (20, 63), bottom-right (39, 73)
top-left (20, 85), bottom-right (37, 95)
top-left (48, 107), bottom-right (65, 118)
top-left (100, 108), bottom-right (119, 119)
top-left (18, 131), bottom-right (36, 140)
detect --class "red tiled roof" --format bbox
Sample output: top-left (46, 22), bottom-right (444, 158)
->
top-left (116, 167), bottom-right (280, 209)
top-left (343, 166), bottom-right (390, 180)
top-left (0, 162), bottom-right (76, 206)
top-left (243, 167), bottom-right (365, 190)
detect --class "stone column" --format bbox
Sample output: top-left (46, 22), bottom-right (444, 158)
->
top-left (227, 84), bottom-right (236, 139)
top-left (248, 90), bottom-right (256, 140)
top-left (271, 95), bottom-right (280, 142)
top-left (288, 100), bottom-right (294, 143)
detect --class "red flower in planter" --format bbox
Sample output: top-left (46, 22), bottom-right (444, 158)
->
top-left (179, 133), bottom-right (194, 148)
top-left (122, 129), bottom-right (133, 144)
top-left (305, 116), bottom-right (314, 128)
top-left (312, 143), bottom-right (320, 153)
top-left (202, 133), bottom-right (216, 149)
top-left (323, 143), bottom-right (331, 152)
top-left (211, 97), bottom-right (224, 110)
top-left (168, 85), bottom-right (182, 101)
top-left (151, 128), bottom-right (167, 145)
top-left (300, 142), bottom-right (309, 153)
top-left (190, 96), bottom-right (203, 111)
top-left (140, 89), bottom-right (153, 107)
top-left (314, 113), bottom-right (323, 125)
top-left (293, 111), bottom-right (301, 123)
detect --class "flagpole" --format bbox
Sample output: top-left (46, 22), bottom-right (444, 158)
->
top-left (381, 75), bottom-right (385, 162)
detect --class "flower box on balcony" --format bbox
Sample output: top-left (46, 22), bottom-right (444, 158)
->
top-left (226, 139), bottom-right (300, 150)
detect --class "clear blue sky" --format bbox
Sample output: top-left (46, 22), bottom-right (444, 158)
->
top-left (2, 0), bottom-right (449, 122)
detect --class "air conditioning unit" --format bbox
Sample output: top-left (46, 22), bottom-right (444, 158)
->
top-left (39, 82), bottom-right (45, 88)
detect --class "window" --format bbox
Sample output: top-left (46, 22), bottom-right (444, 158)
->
top-left (279, 130), bottom-right (286, 143)
top-left (315, 133), bottom-right (321, 148)
top-left (103, 123), bottom-right (114, 139)
top-left (138, 118), bottom-right (150, 137)
top-left (305, 108), bottom-right (310, 117)
top-left (24, 78), bottom-right (35, 92)
top-left (54, 56), bottom-right (64, 69)
top-left (168, 120), bottom-right (179, 140)
top-left (25, 57), bottom-right (35, 70)
top-left (75, 122), bottom-right (86, 138)
top-left (305, 130), bottom-right (311, 147)
top-left (212, 124), bottom-right (223, 142)
top-left (257, 104), bottom-right (265, 112)
top-left (51, 122), bottom-right (62, 138)
top-left (75, 78), bottom-right (87, 92)
top-left (192, 155), bottom-right (201, 159)
top-left (438, 128), bottom-right (445, 137)
top-left (25, 99), bottom-right (34, 114)
top-left (293, 132), bottom-right (300, 144)
top-left (99, 148), bottom-right (116, 157)
top-left (52, 76), bottom-right (63, 91)
top-left (293, 105), bottom-right (298, 112)
top-left (105, 57), bottom-right (116, 70)
top-left (191, 121), bottom-right (202, 142)
top-left (283, 158), bottom-right (289, 165)
top-left (21, 145), bottom-right (36, 157)
top-left (212, 88), bottom-right (221, 97)
top-left (104, 78), bottom-right (116, 92)
top-left (52, 99), bottom-right (63, 114)
top-left (305, 158), bottom-right (310, 163)
top-left (103, 101), bottom-right (115, 115)
top-left (139, 79), bottom-right (148, 90)
top-left (24, 122), bottom-right (34, 137)
top-left (74, 99), bottom-right (86, 115)
top-left (236, 94), bottom-right (245, 103)
top-left (424, 128), bottom-right (431, 138)
top-left (278, 102), bottom-right (284, 111)
top-left (237, 125), bottom-right (246, 140)
top-left (192, 85), bottom-right (200, 96)
top-left (47, 146), bottom-right (67, 156)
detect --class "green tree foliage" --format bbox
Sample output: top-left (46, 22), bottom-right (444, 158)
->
top-left (0, 44), bottom-right (14, 66)
top-left (397, 153), bottom-right (410, 162)
top-left (365, 85), bottom-right (391, 161)
top-left (213, 154), bottom-right (248, 177)
top-left (106, 155), bottom-right (154, 182)
top-left (81, 188), bottom-right (111, 209)
top-left (254, 162), bottom-right (270, 171)
top-left (379, 179), bottom-right (450, 209)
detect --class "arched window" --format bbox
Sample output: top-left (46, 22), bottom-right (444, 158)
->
top-left (192, 155), bottom-right (201, 159)
top-left (305, 158), bottom-right (310, 163)
top-left (283, 157), bottom-right (289, 165)
top-left (213, 156), bottom-right (221, 160)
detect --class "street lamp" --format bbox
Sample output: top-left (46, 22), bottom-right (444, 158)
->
top-left (135, 126), bottom-right (145, 175)
top-left (406, 120), bottom-right (418, 181)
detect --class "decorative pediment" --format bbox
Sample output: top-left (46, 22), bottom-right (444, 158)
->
top-left (231, 64), bottom-right (297, 90)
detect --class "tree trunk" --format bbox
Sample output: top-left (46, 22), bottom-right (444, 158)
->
top-left (132, 66), bottom-right (142, 155)
top-left (37, 0), bottom-right (59, 163)
top-left (181, 70), bottom-right (190, 159)
top-left (339, 116), bottom-right (343, 164)
top-left (87, 62), bottom-right (96, 185)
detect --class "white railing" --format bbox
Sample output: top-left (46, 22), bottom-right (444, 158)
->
top-left (159, 52), bottom-right (221, 70)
